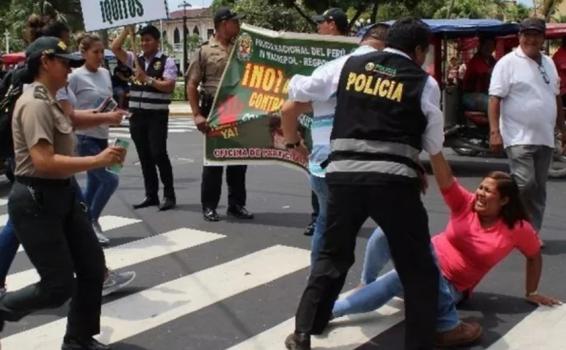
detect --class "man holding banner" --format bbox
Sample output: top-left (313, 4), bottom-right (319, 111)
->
top-left (186, 7), bottom-right (254, 222)
top-left (111, 24), bottom-right (178, 212)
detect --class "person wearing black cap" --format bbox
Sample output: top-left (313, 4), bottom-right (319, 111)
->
top-left (0, 36), bottom-right (126, 350)
top-left (302, 7), bottom-right (350, 237)
top-left (311, 8), bottom-right (349, 36)
top-left (186, 7), bottom-right (254, 222)
top-left (489, 17), bottom-right (566, 246)
top-left (284, 18), bottom-right (445, 350)
top-left (111, 24), bottom-right (178, 211)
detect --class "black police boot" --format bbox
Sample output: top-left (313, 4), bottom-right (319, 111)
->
top-left (158, 197), bottom-right (176, 211)
top-left (203, 208), bottom-right (220, 222)
top-left (227, 205), bottom-right (254, 219)
top-left (284, 332), bottom-right (311, 350)
top-left (133, 197), bottom-right (159, 209)
top-left (62, 336), bottom-right (110, 350)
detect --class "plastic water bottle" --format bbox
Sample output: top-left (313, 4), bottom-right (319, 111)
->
top-left (106, 137), bottom-right (130, 175)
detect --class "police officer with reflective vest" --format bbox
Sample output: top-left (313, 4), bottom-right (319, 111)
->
top-left (186, 7), bottom-right (254, 222)
top-left (285, 18), bottom-right (444, 350)
top-left (112, 25), bottom-right (177, 211)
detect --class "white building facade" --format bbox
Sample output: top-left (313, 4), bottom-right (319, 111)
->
top-left (154, 7), bottom-right (215, 70)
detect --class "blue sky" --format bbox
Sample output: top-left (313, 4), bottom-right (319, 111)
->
top-left (167, 0), bottom-right (533, 12)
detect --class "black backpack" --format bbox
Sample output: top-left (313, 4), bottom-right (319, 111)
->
top-left (0, 66), bottom-right (32, 159)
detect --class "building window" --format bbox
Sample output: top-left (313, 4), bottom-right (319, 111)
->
top-left (162, 31), bottom-right (167, 41)
top-left (174, 28), bottom-right (180, 44)
top-left (193, 25), bottom-right (200, 37)
top-left (207, 29), bottom-right (214, 39)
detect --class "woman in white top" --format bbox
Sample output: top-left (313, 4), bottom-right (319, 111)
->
top-left (66, 34), bottom-right (120, 245)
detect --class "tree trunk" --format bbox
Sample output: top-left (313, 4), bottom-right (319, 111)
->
top-left (371, 1), bottom-right (379, 24)
top-left (291, 2), bottom-right (316, 27)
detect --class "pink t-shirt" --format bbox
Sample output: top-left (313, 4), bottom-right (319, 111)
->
top-left (432, 180), bottom-right (540, 293)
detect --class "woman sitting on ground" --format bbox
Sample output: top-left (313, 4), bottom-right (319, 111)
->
top-left (332, 151), bottom-right (561, 346)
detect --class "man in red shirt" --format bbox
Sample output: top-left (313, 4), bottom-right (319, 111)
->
top-left (462, 37), bottom-right (496, 112)
top-left (552, 37), bottom-right (566, 105)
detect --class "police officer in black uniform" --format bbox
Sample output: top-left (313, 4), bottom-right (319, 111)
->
top-left (186, 7), bottom-right (254, 222)
top-left (112, 25), bottom-right (178, 211)
top-left (285, 18), bottom-right (443, 350)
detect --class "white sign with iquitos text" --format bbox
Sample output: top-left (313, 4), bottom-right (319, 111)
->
top-left (81, 0), bottom-right (169, 31)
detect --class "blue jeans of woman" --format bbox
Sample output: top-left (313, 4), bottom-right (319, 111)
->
top-left (0, 219), bottom-right (18, 287)
top-left (332, 227), bottom-right (462, 332)
top-left (309, 174), bottom-right (329, 266)
top-left (76, 135), bottom-right (119, 222)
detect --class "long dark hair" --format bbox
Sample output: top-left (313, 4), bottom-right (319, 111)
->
top-left (485, 171), bottom-right (530, 229)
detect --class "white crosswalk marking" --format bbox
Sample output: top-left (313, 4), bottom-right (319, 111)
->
top-left (7, 228), bottom-right (225, 291)
top-left (229, 297), bottom-right (404, 350)
top-left (487, 305), bottom-right (566, 350)
top-left (0, 213), bottom-right (7, 227)
top-left (1, 245), bottom-right (310, 349)
top-left (0, 198), bottom-right (6, 207)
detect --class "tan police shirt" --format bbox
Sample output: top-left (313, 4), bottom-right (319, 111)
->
top-left (186, 36), bottom-right (233, 96)
top-left (12, 82), bottom-right (75, 179)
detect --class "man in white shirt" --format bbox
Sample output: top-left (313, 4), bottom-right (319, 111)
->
top-left (282, 18), bottom-right (469, 350)
top-left (281, 23), bottom-right (389, 267)
top-left (489, 18), bottom-right (566, 243)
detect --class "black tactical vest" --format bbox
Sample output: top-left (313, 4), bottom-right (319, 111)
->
top-left (327, 51), bottom-right (428, 185)
top-left (129, 54), bottom-right (172, 114)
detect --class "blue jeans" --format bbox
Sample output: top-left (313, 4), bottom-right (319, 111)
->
top-left (309, 174), bottom-right (329, 266)
top-left (0, 219), bottom-right (19, 287)
top-left (76, 135), bottom-right (119, 222)
top-left (333, 227), bottom-right (461, 332)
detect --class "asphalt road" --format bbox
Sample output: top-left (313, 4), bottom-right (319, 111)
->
top-left (1, 117), bottom-right (566, 350)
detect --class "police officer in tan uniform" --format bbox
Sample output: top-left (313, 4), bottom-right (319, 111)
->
top-left (0, 37), bottom-right (124, 350)
top-left (187, 7), bottom-right (253, 222)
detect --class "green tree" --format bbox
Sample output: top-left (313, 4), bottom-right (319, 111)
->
top-left (0, 0), bottom-right (84, 52)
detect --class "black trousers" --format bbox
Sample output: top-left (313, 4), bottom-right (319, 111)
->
top-left (201, 165), bottom-right (247, 210)
top-left (295, 183), bottom-right (439, 350)
top-left (1, 179), bottom-right (106, 338)
top-left (129, 111), bottom-right (175, 199)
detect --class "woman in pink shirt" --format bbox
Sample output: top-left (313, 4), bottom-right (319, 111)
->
top-left (332, 152), bottom-right (560, 344)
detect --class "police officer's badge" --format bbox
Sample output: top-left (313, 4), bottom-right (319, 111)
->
top-left (236, 33), bottom-right (253, 62)
top-left (365, 62), bottom-right (375, 72)
top-left (153, 61), bottom-right (163, 71)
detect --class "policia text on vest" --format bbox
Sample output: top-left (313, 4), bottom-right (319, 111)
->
top-left (345, 72), bottom-right (404, 102)
top-left (100, 0), bottom-right (144, 25)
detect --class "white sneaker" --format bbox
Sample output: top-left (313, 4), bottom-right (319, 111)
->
top-left (102, 270), bottom-right (136, 297)
top-left (92, 221), bottom-right (110, 246)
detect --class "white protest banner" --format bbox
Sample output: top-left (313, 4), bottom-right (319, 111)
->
top-left (80, 0), bottom-right (169, 32)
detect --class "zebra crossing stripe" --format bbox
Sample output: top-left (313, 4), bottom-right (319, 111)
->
top-left (0, 213), bottom-right (7, 227)
top-left (1, 245), bottom-right (310, 349)
top-left (487, 304), bottom-right (566, 350)
top-left (15, 215), bottom-right (142, 253)
top-left (0, 198), bottom-right (7, 207)
top-left (98, 215), bottom-right (141, 231)
top-left (228, 297), bottom-right (404, 350)
top-left (7, 227), bottom-right (225, 291)
top-left (109, 132), bottom-right (132, 139)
